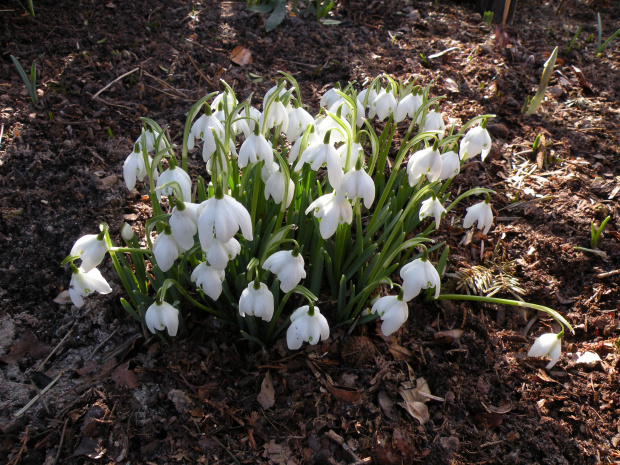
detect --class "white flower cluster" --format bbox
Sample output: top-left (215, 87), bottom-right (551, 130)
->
top-left (71, 78), bottom-right (499, 351)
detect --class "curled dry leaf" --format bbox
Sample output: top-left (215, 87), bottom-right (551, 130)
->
top-left (433, 329), bottom-right (464, 345)
top-left (230, 46), bottom-right (253, 66)
top-left (399, 386), bottom-right (429, 425)
top-left (257, 371), bottom-right (275, 409)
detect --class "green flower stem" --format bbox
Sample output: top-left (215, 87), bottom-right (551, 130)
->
top-left (159, 278), bottom-right (231, 322)
top-left (250, 163), bottom-right (262, 227)
top-left (436, 294), bottom-right (574, 334)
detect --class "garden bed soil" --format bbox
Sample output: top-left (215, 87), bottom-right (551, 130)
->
top-left (1, 0), bottom-right (620, 463)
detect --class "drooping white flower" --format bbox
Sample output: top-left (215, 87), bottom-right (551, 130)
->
top-left (262, 249), bottom-right (306, 293)
top-left (145, 301), bottom-right (179, 337)
top-left (123, 150), bottom-right (154, 191)
top-left (191, 262), bottom-right (225, 300)
top-left (169, 202), bottom-right (199, 251)
top-left (260, 99), bottom-right (289, 132)
top-left (156, 165), bottom-right (192, 201)
top-left (69, 266), bottom-right (112, 308)
top-left (320, 88), bottom-right (341, 108)
top-left (238, 132), bottom-right (274, 168)
top-left (357, 87), bottom-right (378, 110)
top-left (286, 305), bottom-right (330, 350)
top-left (528, 333), bottom-right (562, 369)
top-left (206, 237), bottom-right (241, 271)
top-left (264, 169), bottom-right (295, 208)
top-left (400, 257), bottom-right (441, 301)
top-left (197, 194), bottom-right (253, 251)
top-left (297, 140), bottom-right (343, 190)
top-left (328, 98), bottom-right (365, 127)
top-left (239, 281), bottom-right (274, 322)
top-left (287, 106), bottom-right (314, 141)
top-left (419, 197), bottom-right (446, 229)
top-left (341, 166), bottom-right (375, 208)
top-left (152, 230), bottom-right (183, 272)
top-left (459, 125), bottom-right (492, 161)
top-left (305, 192), bottom-right (353, 240)
top-left (394, 92), bottom-right (423, 124)
top-left (463, 200), bottom-right (493, 235)
top-left (314, 114), bottom-right (350, 144)
top-left (289, 129), bottom-right (321, 165)
top-left (369, 88), bottom-right (397, 121)
top-left (337, 141), bottom-right (364, 172)
top-left (439, 150), bottom-right (461, 180)
top-left (422, 110), bottom-right (446, 140)
top-left (121, 223), bottom-right (135, 242)
top-left (407, 144), bottom-right (442, 185)
top-left (188, 113), bottom-right (225, 161)
top-left (371, 295), bottom-right (409, 336)
top-left (71, 234), bottom-right (107, 273)
top-left (136, 128), bottom-right (167, 154)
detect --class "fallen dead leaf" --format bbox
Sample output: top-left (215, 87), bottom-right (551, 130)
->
top-left (0, 331), bottom-right (52, 364)
top-left (378, 391), bottom-right (398, 421)
top-left (327, 383), bottom-right (361, 402)
top-left (399, 387), bottom-right (429, 425)
top-left (257, 371), bottom-right (275, 409)
top-left (433, 329), bottom-right (464, 345)
top-left (230, 46), bottom-right (253, 66)
top-left (111, 362), bottom-right (140, 389)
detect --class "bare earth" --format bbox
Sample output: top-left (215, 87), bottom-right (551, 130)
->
top-left (1, 0), bottom-right (620, 463)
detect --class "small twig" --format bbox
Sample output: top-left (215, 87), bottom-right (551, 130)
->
top-left (36, 323), bottom-right (75, 372)
top-left (93, 67), bottom-right (140, 98)
top-left (213, 437), bottom-right (241, 464)
top-left (52, 419), bottom-right (69, 465)
top-left (14, 371), bottom-right (63, 418)
top-left (142, 71), bottom-right (191, 99)
top-left (0, 123), bottom-right (4, 148)
top-left (597, 269), bottom-right (620, 279)
top-left (90, 328), bottom-right (118, 359)
top-left (186, 53), bottom-right (213, 88)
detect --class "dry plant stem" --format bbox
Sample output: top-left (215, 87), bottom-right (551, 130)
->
top-left (36, 323), bottom-right (75, 372)
top-left (93, 67), bottom-right (140, 98)
top-left (14, 371), bottom-right (63, 418)
top-left (52, 418), bottom-right (69, 465)
top-left (597, 269), bottom-right (620, 279)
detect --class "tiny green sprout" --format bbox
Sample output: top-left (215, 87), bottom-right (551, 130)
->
top-left (573, 246), bottom-right (607, 260)
top-left (107, 127), bottom-right (114, 139)
top-left (591, 215), bottom-right (611, 248)
top-left (483, 11), bottom-right (493, 26)
top-left (616, 337), bottom-right (620, 352)
top-left (10, 55), bottom-right (38, 104)
top-left (566, 26), bottom-right (582, 54)
top-left (532, 133), bottom-right (541, 152)
top-left (527, 46), bottom-right (558, 115)
top-left (596, 12), bottom-right (620, 57)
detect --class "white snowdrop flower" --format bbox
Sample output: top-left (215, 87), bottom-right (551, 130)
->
top-left (394, 92), bottom-right (423, 124)
top-left (407, 144), bottom-right (442, 185)
top-left (239, 281), bottom-right (274, 322)
top-left (69, 266), bottom-right (112, 308)
top-left (263, 85), bottom-right (288, 107)
top-left (265, 169), bottom-right (295, 208)
top-left (286, 305), bottom-right (330, 350)
top-left (419, 196), bottom-right (446, 229)
top-left (191, 262), bottom-right (225, 300)
top-left (197, 194), bottom-right (253, 251)
top-left (371, 295), bottom-right (409, 337)
top-left (123, 150), bottom-right (154, 191)
top-left (211, 91), bottom-right (237, 114)
top-left (231, 110), bottom-right (250, 138)
top-left (287, 106), bottom-right (314, 141)
top-left (463, 199), bottom-right (494, 235)
top-left (320, 88), bottom-right (342, 108)
top-left (71, 234), bottom-right (107, 273)
top-left (262, 249), bottom-right (306, 293)
top-left (370, 88), bottom-right (397, 121)
top-left (528, 333), bottom-right (562, 369)
top-left (206, 237), bottom-right (241, 271)
top-left (315, 114), bottom-right (349, 144)
top-left (439, 150), bottom-right (461, 180)
top-left (357, 87), bottom-right (378, 110)
top-left (152, 230), bottom-right (183, 272)
top-left (298, 139), bottom-right (344, 190)
top-left (400, 256), bottom-right (441, 301)
top-left (328, 98), bottom-right (365, 127)
top-left (205, 151), bottom-right (229, 178)
top-left (238, 132), bottom-right (274, 169)
top-left (145, 301), bottom-right (179, 337)
top-left (341, 166), bottom-right (375, 208)
top-left (305, 192), bottom-right (353, 240)
top-left (260, 99), bottom-right (289, 132)
top-left (169, 202), bottom-right (199, 251)
top-left (422, 110), bottom-right (446, 140)
top-left (121, 223), bottom-right (135, 242)
top-left (261, 161), bottom-right (280, 183)
top-left (337, 141), bottom-right (364, 172)
top-left (156, 165), bottom-right (192, 202)
top-left (188, 113), bottom-right (225, 161)
top-left (246, 106), bottom-right (262, 135)
top-left (459, 125), bottom-right (492, 161)
top-left (289, 130), bottom-right (321, 165)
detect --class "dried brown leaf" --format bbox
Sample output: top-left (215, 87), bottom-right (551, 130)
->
top-left (230, 46), bottom-right (253, 66)
top-left (257, 371), bottom-right (275, 409)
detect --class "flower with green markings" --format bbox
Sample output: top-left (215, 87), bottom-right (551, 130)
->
top-left (419, 196), bottom-right (446, 229)
top-left (286, 304), bottom-right (330, 350)
top-left (400, 253), bottom-right (441, 301)
top-left (371, 294), bottom-right (409, 337)
top-left (262, 248), bottom-right (306, 293)
top-left (305, 192), bottom-right (353, 240)
top-left (145, 301), bottom-right (179, 337)
top-left (71, 234), bottom-right (107, 273)
top-left (239, 281), bottom-right (274, 322)
top-left (463, 198), bottom-right (494, 235)
top-left (191, 262), bottom-right (225, 300)
top-left (69, 266), bottom-right (112, 308)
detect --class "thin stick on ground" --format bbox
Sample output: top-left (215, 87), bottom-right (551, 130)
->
top-left (93, 67), bottom-right (140, 98)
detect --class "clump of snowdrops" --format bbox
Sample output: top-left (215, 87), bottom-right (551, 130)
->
top-left (63, 72), bottom-right (573, 365)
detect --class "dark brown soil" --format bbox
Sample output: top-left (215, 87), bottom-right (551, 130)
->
top-left (1, 0), bottom-right (620, 463)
